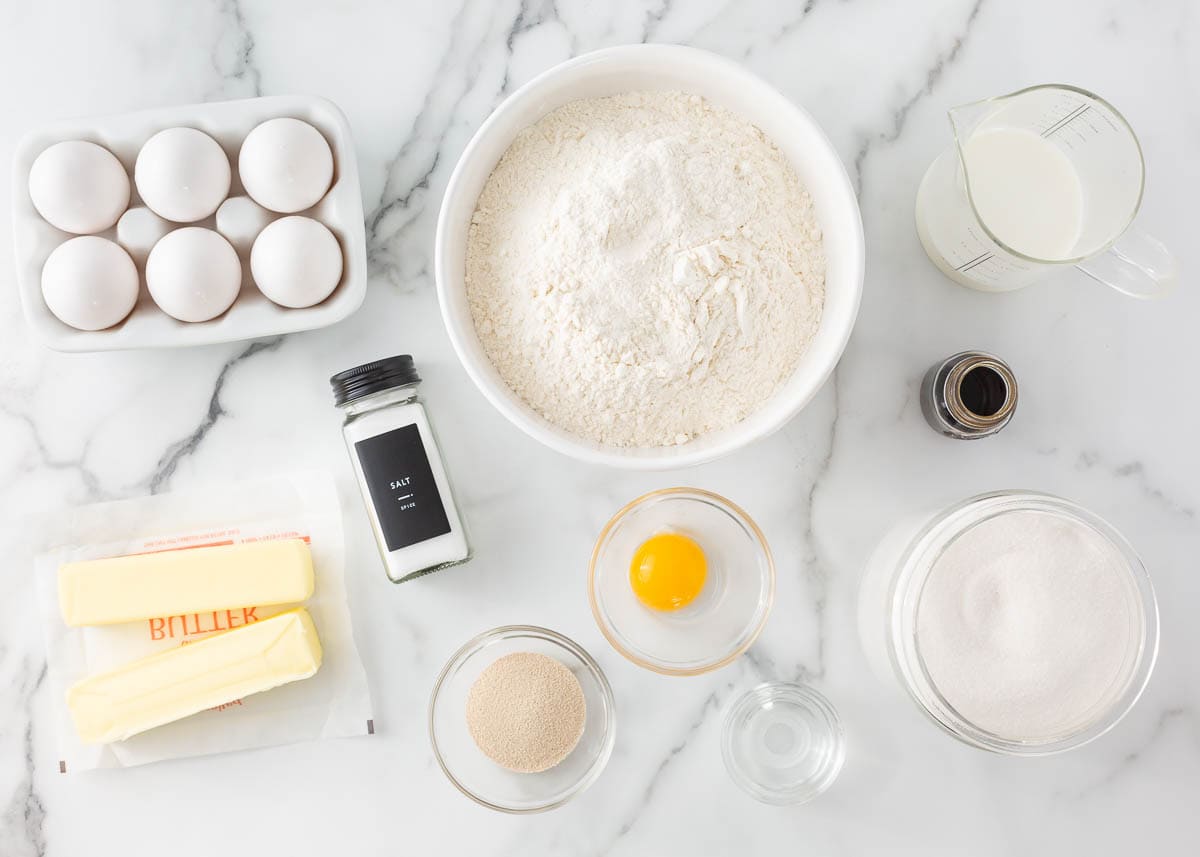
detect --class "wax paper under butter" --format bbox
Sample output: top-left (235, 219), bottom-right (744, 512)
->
top-left (35, 471), bottom-right (373, 772)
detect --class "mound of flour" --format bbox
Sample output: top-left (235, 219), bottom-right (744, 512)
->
top-left (465, 91), bottom-right (825, 448)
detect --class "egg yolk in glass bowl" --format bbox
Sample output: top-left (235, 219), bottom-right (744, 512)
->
top-left (629, 532), bottom-right (707, 611)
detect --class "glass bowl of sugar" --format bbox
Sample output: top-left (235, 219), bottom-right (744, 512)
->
top-left (873, 490), bottom-right (1158, 755)
top-left (428, 625), bottom-right (616, 812)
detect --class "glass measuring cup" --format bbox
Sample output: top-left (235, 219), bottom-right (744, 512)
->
top-left (915, 84), bottom-right (1176, 297)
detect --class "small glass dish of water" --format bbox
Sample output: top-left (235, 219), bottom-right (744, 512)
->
top-left (722, 682), bottom-right (845, 805)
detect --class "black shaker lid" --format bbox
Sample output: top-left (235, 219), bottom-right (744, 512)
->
top-left (330, 355), bottom-right (421, 406)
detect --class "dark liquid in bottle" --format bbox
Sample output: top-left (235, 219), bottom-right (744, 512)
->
top-left (959, 366), bottom-right (1007, 417)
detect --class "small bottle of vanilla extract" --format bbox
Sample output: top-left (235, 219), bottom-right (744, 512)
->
top-left (331, 355), bottom-right (471, 583)
top-left (921, 351), bottom-right (1018, 439)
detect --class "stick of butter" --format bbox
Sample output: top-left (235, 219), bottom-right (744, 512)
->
top-left (58, 539), bottom-right (314, 627)
top-left (66, 607), bottom-right (322, 744)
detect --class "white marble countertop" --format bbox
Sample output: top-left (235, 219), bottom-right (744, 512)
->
top-left (1, 1), bottom-right (1197, 854)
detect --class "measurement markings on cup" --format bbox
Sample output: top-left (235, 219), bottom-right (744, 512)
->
top-left (1041, 103), bottom-right (1091, 138)
top-left (956, 251), bottom-right (994, 273)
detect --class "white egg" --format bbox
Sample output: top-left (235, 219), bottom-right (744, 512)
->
top-left (238, 118), bottom-right (334, 214)
top-left (116, 207), bottom-right (173, 265)
top-left (29, 141), bottom-right (130, 234)
top-left (145, 227), bottom-right (242, 322)
top-left (135, 127), bottom-right (230, 223)
top-left (41, 236), bottom-right (138, 331)
top-left (250, 216), bottom-right (343, 308)
top-left (215, 195), bottom-right (275, 255)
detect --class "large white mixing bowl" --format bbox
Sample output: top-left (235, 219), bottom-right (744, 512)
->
top-left (435, 45), bottom-right (864, 469)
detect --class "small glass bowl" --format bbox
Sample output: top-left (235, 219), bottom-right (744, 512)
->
top-left (428, 625), bottom-right (615, 813)
top-left (588, 487), bottom-right (775, 676)
top-left (722, 682), bottom-right (845, 805)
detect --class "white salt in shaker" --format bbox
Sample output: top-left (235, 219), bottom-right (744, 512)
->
top-left (331, 355), bottom-right (471, 583)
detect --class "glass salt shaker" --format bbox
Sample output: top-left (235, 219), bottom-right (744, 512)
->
top-left (330, 355), bottom-right (471, 583)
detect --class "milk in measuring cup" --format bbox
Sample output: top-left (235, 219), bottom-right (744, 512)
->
top-left (963, 129), bottom-right (1083, 261)
top-left (915, 85), bottom-right (1176, 298)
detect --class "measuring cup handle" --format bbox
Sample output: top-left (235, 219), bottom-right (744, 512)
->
top-left (1075, 228), bottom-right (1178, 299)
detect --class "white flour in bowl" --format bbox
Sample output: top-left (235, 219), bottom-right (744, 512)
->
top-left (465, 91), bottom-right (825, 448)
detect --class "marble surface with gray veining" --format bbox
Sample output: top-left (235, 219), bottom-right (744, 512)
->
top-left (1, 1), bottom-right (1198, 854)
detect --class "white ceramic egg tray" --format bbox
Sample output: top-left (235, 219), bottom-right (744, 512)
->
top-left (11, 95), bottom-right (367, 352)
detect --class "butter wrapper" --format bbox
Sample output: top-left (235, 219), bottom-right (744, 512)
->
top-left (35, 471), bottom-right (373, 771)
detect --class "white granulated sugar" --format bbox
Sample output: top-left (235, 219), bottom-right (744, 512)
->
top-left (466, 91), bottom-right (825, 448)
top-left (916, 510), bottom-right (1139, 742)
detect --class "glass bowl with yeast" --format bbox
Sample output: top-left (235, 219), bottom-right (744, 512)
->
top-left (429, 625), bottom-right (615, 813)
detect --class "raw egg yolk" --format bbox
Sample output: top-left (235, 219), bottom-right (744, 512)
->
top-left (630, 532), bottom-right (707, 611)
